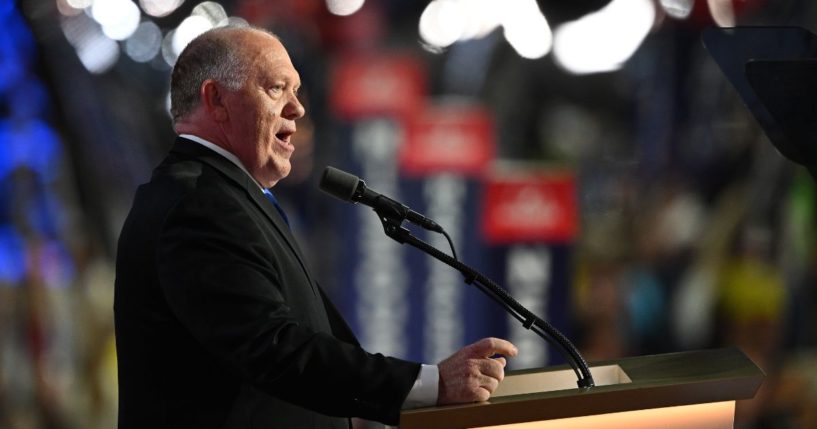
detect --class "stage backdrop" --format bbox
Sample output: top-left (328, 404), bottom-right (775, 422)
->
top-left (326, 53), bottom-right (578, 369)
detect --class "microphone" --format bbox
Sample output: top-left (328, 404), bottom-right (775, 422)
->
top-left (319, 166), bottom-right (443, 233)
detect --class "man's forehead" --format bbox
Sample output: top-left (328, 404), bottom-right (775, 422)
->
top-left (241, 36), bottom-right (288, 62)
top-left (238, 30), bottom-right (281, 52)
top-left (252, 50), bottom-right (301, 83)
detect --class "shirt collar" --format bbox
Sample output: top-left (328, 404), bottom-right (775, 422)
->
top-left (179, 134), bottom-right (265, 191)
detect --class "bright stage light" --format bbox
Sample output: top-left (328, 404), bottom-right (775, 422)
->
top-left (659, 0), bottom-right (693, 19)
top-left (192, 1), bottom-right (227, 25)
top-left (419, 0), bottom-right (550, 59)
top-left (66, 0), bottom-right (92, 9)
top-left (553, 0), bottom-right (655, 74)
top-left (707, 0), bottom-right (735, 26)
top-left (56, 0), bottom-right (84, 16)
top-left (140, 0), bottom-right (185, 18)
top-left (76, 30), bottom-right (120, 73)
top-left (419, 0), bottom-right (466, 49)
top-left (502, 0), bottom-right (552, 59)
top-left (60, 11), bottom-right (119, 73)
top-left (172, 14), bottom-right (213, 56)
top-left (459, 0), bottom-right (500, 40)
top-left (326, 0), bottom-right (365, 16)
top-left (125, 20), bottom-right (162, 62)
top-left (99, 0), bottom-right (141, 41)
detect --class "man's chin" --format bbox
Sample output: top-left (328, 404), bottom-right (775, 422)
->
top-left (262, 163), bottom-right (291, 187)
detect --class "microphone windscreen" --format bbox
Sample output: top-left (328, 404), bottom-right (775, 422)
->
top-left (319, 166), bottom-right (360, 202)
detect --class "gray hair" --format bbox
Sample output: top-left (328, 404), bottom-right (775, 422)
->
top-left (169, 26), bottom-right (275, 122)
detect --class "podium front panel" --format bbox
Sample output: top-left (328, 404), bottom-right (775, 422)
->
top-left (472, 401), bottom-right (734, 429)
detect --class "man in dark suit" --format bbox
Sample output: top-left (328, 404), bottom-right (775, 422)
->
top-left (114, 26), bottom-right (517, 428)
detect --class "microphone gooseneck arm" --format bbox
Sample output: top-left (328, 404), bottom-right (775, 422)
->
top-left (376, 214), bottom-right (595, 389)
top-left (320, 166), bottom-right (595, 388)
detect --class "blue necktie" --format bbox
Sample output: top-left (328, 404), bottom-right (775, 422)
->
top-left (262, 189), bottom-right (290, 226)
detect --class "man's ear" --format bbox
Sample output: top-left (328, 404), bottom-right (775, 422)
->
top-left (201, 79), bottom-right (229, 122)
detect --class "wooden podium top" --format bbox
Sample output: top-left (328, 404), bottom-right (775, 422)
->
top-left (399, 348), bottom-right (764, 429)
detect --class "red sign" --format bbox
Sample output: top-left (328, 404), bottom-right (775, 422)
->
top-left (399, 103), bottom-right (495, 176)
top-left (329, 54), bottom-right (426, 120)
top-left (482, 171), bottom-right (578, 244)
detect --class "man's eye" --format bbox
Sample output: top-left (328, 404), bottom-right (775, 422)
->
top-left (269, 85), bottom-right (284, 93)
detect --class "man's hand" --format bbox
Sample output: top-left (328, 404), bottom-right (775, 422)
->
top-left (437, 337), bottom-right (518, 405)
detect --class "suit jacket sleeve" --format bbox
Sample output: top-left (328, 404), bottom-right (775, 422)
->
top-left (155, 188), bottom-right (419, 425)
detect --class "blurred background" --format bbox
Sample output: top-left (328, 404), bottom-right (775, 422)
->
top-left (3, 0), bottom-right (817, 427)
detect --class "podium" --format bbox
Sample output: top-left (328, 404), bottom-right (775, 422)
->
top-left (400, 348), bottom-right (764, 428)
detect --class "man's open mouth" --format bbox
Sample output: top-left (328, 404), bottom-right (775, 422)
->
top-left (276, 130), bottom-right (294, 143)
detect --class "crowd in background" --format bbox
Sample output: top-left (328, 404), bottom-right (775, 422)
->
top-left (2, 0), bottom-right (817, 428)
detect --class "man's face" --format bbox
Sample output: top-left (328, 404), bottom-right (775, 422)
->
top-left (222, 32), bottom-right (305, 188)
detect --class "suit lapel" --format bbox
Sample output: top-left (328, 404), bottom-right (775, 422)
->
top-left (170, 138), bottom-right (317, 292)
top-left (245, 187), bottom-right (318, 291)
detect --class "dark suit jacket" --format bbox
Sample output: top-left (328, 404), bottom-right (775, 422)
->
top-left (114, 138), bottom-right (420, 428)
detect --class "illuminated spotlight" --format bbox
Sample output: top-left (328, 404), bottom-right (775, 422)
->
top-left (125, 20), bottom-right (162, 62)
top-left (61, 11), bottom-right (96, 46)
top-left (326, 0), bottom-right (365, 16)
top-left (192, 1), bottom-right (227, 26)
top-left (161, 29), bottom-right (177, 65)
top-left (502, 0), bottom-right (552, 59)
top-left (56, 0), bottom-right (84, 16)
top-left (140, 0), bottom-right (185, 18)
top-left (659, 0), bottom-right (693, 19)
top-left (165, 89), bottom-right (172, 118)
top-left (92, 0), bottom-right (129, 26)
top-left (66, 0), bottom-right (92, 9)
top-left (172, 15), bottom-right (213, 56)
top-left (101, 1), bottom-right (141, 40)
top-left (707, 0), bottom-right (734, 26)
top-left (76, 30), bottom-right (120, 73)
top-left (553, 0), bottom-right (655, 75)
top-left (216, 16), bottom-right (249, 27)
top-left (419, 0), bottom-right (466, 49)
top-left (458, 0), bottom-right (500, 40)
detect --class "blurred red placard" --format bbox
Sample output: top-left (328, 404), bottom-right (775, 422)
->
top-left (330, 54), bottom-right (426, 120)
top-left (482, 171), bottom-right (578, 244)
top-left (399, 103), bottom-right (495, 176)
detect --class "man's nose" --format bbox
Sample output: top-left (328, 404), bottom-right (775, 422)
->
top-left (282, 94), bottom-right (305, 120)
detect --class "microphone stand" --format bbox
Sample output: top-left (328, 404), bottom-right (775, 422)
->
top-left (373, 207), bottom-right (595, 389)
